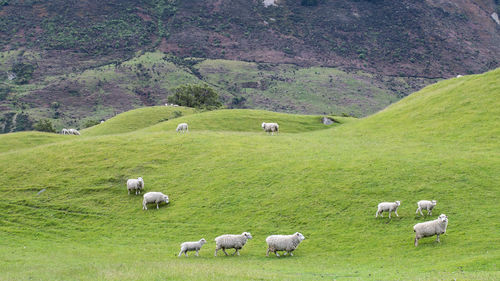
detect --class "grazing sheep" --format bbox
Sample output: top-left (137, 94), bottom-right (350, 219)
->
top-left (456, 75), bottom-right (463, 78)
top-left (214, 232), bottom-right (252, 256)
top-left (416, 200), bottom-right (437, 216)
top-left (176, 123), bottom-right (188, 133)
top-left (266, 232), bottom-right (305, 257)
top-left (413, 214), bottom-right (448, 246)
top-left (68, 128), bottom-right (80, 135)
top-left (178, 238), bottom-right (207, 257)
top-left (142, 192), bottom-right (169, 210)
top-left (127, 177), bottom-right (144, 195)
top-left (261, 122), bottom-right (279, 135)
top-left (61, 128), bottom-right (69, 135)
top-left (375, 201), bottom-right (401, 219)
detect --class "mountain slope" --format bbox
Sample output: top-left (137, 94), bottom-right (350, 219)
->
top-left (0, 69), bottom-right (498, 280)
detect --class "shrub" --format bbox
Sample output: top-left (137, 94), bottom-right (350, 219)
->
top-left (11, 63), bottom-right (35, 84)
top-left (83, 119), bottom-right (100, 128)
top-left (33, 119), bottom-right (55, 133)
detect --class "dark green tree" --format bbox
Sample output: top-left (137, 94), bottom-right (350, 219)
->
top-left (11, 62), bottom-right (35, 84)
top-left (168, 84), bottom-right (222, 109)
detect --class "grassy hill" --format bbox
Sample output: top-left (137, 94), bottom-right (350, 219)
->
top-left (0, 69), bottom-right (498, 280)
top-left (1, 51), bottom-right (431, 133)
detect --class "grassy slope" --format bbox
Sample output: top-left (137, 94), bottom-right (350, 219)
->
top-left (0, 70), bottom-right (498, 280)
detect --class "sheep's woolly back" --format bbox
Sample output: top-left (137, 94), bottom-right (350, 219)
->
top-left (143, 192), bottom-right (169, 204)
top-left (414, 214), bottom-right (448, 237)
top-left (215, 232), bottom-right (252, 248)
top-left (377, 201), bottom-right (400, 211)
top-left (417, 200), bottom-right (437, 209)
top-left (266, 232), bottom-right (305, 251)
top-left (262, 122), bottom-right (279, 132)
top-left (180, 239), bottom-right (206, 251)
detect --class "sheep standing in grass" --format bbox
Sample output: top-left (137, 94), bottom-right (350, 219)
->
top-left (142, 192), bottom-right (169, 210)
top-left (266, 232), bottom-right (305, 257)
top-left (375, 201), bottom-right (401, 218)
top-left (176, 123), bottom-right (188, 133)
top-left (262, 122), bottom-right (279, 135)
top-left (214, 232), bottom-right (252, 256)
top-left (178, 238), bottom-right (207, 257)
top-left (127, 177), bottom-right (144, 195)
top-left (416, 200), bottom-right (437, 216)
top-left (413, 214), bottom-right (448, 246)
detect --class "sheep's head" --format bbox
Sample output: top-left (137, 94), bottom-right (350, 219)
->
top-left (242, 232), bottom-right (253, 239)
top-left (431, 200), bottom-right (437, 205)
top-left (438, 214), bottom-right (448, 223)
top-left (395, 201), bottom-right (401, 206)
top-left (138, 177), bottom-right (144, 188)
top-left (261, 122), bottom-right (266, 128)
top-left (163, 195), bottom-right (169, 204)
top-left (199, 238), bottom-right (207, 245)
top-left (295, 232), bottom-right (305, 241)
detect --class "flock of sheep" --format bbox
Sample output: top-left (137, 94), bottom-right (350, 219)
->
top-left (376, 200), bottom-right (449, 246)
top-left (126, 175), bottom-right (305, 257)
top-left (65, 118), bottom-right (448, 257)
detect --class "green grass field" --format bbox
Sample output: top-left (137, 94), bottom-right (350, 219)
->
top-left (0, 69), bottom-right (498, 280)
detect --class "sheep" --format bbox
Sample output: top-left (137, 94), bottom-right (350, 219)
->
top-left (214, 232), bottom-right (252, 256)
top-left (456, 75), bottom-right (463, 78)
top-left (262, 122), bottom-right (279, 135)
top-left (375, 201), bottom-right (401, 219)
top-left (176, 123), bottom-right (188, 133)
top-left (178, 238), bottom-right (207, 257)
top-left (126, 177), bottom-right (144, 195)
top-left (68, 128), bottom-right (80, 135)
top-left (413, 214), bottom-right (448, 246)
top-left (61, 128), bottom-right (69, 135)
top-left (266, 232), bottom-right (305, 257)
top-left (142, 192), bottom-right (169, 210)
top-left (415, 200), bottom-right (437, 216)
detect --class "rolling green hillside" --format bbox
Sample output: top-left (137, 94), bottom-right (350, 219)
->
top-left (0, 69), bottom-right (498, 280)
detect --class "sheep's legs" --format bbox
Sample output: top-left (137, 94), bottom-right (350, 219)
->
top-left (185, 252), bottom-right (188, 257)
top-left (214, 248), bottom-right (219, 256)
top-left (395, 210), bottom-right (399, 217)
top-left (414, 238), bottom-right (419, 247)
top-left (128, 190), bottom-right (130, 195)
top-left (266, 248), bottom-right (270, 257)
top-left (388, 211), bottom-right (392, 219)
top-left (417, 208), bottom-right (423, 216)
top-left (156, 203), bottom-right (159, 209)
top-left (178, 250), bottom-right (183, 257)
top-left (222, 248), bottom-right (229, 256)
top-left (428, 210), bottom-right (432, 216)
top-left (232, 249), bottom-right (240, 256)
top-left (436, 234), bottom-right (440, 243)
top-left (275, 251), bottom-right (280, 257)
top-left (289, 251), bottom-right (293, 256)
top-left (195, 250), bottom-right (199, 256)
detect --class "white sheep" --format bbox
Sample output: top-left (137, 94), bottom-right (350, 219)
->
top-left (126, 177), bottom-right (144, 195)
top-left (262, 122), bottom-right (279, 135)
top-left (375, 201), bottom-right (401, 218)
top-left (61, 128), bottom-right (69, 135)
top-left (413, 214), bottom-right (448, 246)
top-left (68, 128), bottom-right (80, 135)
top-left (142, 192), bottom-right (169, 210)
top-left (415, 200), bottom-right (437, 216)
top-left (178, 238), bottom-right (207, 257)
top-left (176, 123), bottom-right (188, 133)
top-left (456, 75), bottom-right (463, 78)
top-left (214, 232), bottom-right (252, 256)
top-left (266, 232), bottom-right (305, 257)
